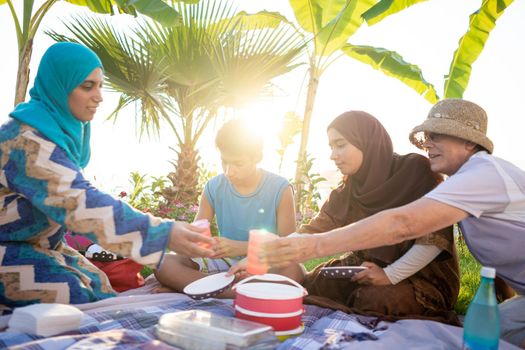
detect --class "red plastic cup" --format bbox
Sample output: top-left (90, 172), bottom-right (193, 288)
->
top-left (192, 219), bottom-right (212, 249)
top-left (246, 229), bottom-right (278, 275)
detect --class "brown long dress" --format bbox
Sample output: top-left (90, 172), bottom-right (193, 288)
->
top-left (299, 111), bottom-right (460, 325)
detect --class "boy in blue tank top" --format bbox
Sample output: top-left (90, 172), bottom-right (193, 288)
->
top-left (154, 119), bottom-right (302, 295)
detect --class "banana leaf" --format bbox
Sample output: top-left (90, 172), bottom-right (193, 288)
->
top-left (289, 0), bottom-right (376, 57)
top-left (315, 0), bottom-right (375, 56)
top-left (342, 43), bottom-right (439, 103)
top-left (362, 0), bottom-right (429, 25)
top-left (444, 0), bottom-right (514, 98)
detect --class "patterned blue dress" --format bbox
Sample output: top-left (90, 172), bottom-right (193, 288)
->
top-left (0, 120), bottom-right (172, 313)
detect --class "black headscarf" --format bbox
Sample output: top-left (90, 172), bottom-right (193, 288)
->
top-left (324, 111), bottom-right (441, 225)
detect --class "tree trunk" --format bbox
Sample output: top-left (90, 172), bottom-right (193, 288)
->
top-left (14, 39), bottom-right (34, 106)
top-left (293, 65), bottom-right (321, 211)
top-left (162, 142), bottom-right (201, 205)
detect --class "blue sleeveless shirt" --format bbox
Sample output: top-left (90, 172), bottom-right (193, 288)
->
top-left (204, 169), bottom-right (290, 241)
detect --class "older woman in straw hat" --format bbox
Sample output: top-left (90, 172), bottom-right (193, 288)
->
top-left (257, 99), bottom-right (525, 348)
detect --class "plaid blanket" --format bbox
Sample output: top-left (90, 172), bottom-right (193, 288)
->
top-left (0, 297), bottom-right (520, 350)
top-left (0, 298), bottom-right (379, 350)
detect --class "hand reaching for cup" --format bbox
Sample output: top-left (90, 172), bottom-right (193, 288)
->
top-left (259, 233), bottom-right (319, 269)
top-left (226, 230), bottom-right (277, 276)
top-left (167, 221), bottom-right (214, 257)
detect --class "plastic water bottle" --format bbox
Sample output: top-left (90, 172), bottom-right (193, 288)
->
top-left (462, 266), bottom-right (500, 350)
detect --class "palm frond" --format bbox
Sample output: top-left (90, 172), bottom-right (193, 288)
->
top-left (46, 15), bottom-right (178, 139)
top-left (212, 20), bottom-right (305, 107)
top-left (47, 0), bottom-right (304, 146)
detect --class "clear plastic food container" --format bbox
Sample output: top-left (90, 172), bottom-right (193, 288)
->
top-left (155, 310), bottom-right (279, 350)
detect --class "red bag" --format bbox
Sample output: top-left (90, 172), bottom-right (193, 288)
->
top-left (65, 232), bottom-right (145, 292)
top-left (91, 259), bottom-right (145, 292)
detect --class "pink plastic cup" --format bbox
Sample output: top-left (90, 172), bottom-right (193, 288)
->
top-left (246, 229), bottom-right (278, 275)
top-left (192, 219), bottom-right (212, 249)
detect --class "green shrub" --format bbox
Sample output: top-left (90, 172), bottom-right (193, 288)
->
top-left (293, 154), bottom-right (327, 227)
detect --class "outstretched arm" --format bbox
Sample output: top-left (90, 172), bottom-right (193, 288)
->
top-left (263, 197), bottom-right (469, 268)
top-left (1, 129), bottom-right (213, 267)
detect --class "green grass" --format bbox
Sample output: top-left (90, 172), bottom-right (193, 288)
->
top-left (455, 238), bottom-right (481, 314)
top-left (141, 265), bottom-right (154, 278)
top-left (304, 256), bottom-right (337, 272)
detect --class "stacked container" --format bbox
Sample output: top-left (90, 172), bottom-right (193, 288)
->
top-left (234, 274), bottom-right (306, 332)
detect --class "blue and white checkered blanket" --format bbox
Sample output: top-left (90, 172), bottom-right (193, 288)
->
top-left (0, 294), bottom-right (519, 350)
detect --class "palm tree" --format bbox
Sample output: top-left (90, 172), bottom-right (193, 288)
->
top-left (48, 0), bottom-right (304, 203)
top-left (2, 0), bottom-right (183, 106)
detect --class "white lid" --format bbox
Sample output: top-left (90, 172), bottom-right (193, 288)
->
top-left (481, 266), bottom-right (496, 278)
top-left (236, 282), bottom-right (303, 299)
top-left (183, 272), bottom-right (234, 297)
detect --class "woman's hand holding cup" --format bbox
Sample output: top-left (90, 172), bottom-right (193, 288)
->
top-left (259, 233), bottom-right (318, 269)
top-left (246, 229), bottom-right (278, 275)
top-left (168, 221), bottom-right (214, 257)
top-left (192, 219), bottom-right (213, 249)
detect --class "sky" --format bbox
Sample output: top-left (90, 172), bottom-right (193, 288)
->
top-left (1, 0), bottom-right (524, 198)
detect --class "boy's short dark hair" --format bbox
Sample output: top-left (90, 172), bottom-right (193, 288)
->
top-left (216, 119), bottom-right (263, 161)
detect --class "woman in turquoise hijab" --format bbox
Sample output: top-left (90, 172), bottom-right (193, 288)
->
top-left (0, 42), bottom-right (213, 313)
top-left (10, 41), bottom-right (97, 168)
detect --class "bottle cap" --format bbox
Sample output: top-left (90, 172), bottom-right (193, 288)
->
top-left (481, 266), bottom-right (496, 278)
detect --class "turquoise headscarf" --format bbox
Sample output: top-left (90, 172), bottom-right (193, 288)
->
top-left (10, 42), bottom-right (103, 168)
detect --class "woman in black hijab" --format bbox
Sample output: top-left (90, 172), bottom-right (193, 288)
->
top-left (299, 111), bottom-right (460, 325)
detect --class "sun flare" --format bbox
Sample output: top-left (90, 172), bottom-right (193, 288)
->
top-left (238, 100), bottom-right (284, 142)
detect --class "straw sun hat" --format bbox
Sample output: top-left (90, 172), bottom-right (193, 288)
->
top-left (409, 98), bottom-right (494, 154)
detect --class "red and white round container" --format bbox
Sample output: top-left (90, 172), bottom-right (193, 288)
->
top-left (233, 274), bottom-right (307, 332)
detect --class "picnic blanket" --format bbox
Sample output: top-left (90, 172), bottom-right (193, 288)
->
top-left (0, 292), bottom-right (519, 349)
